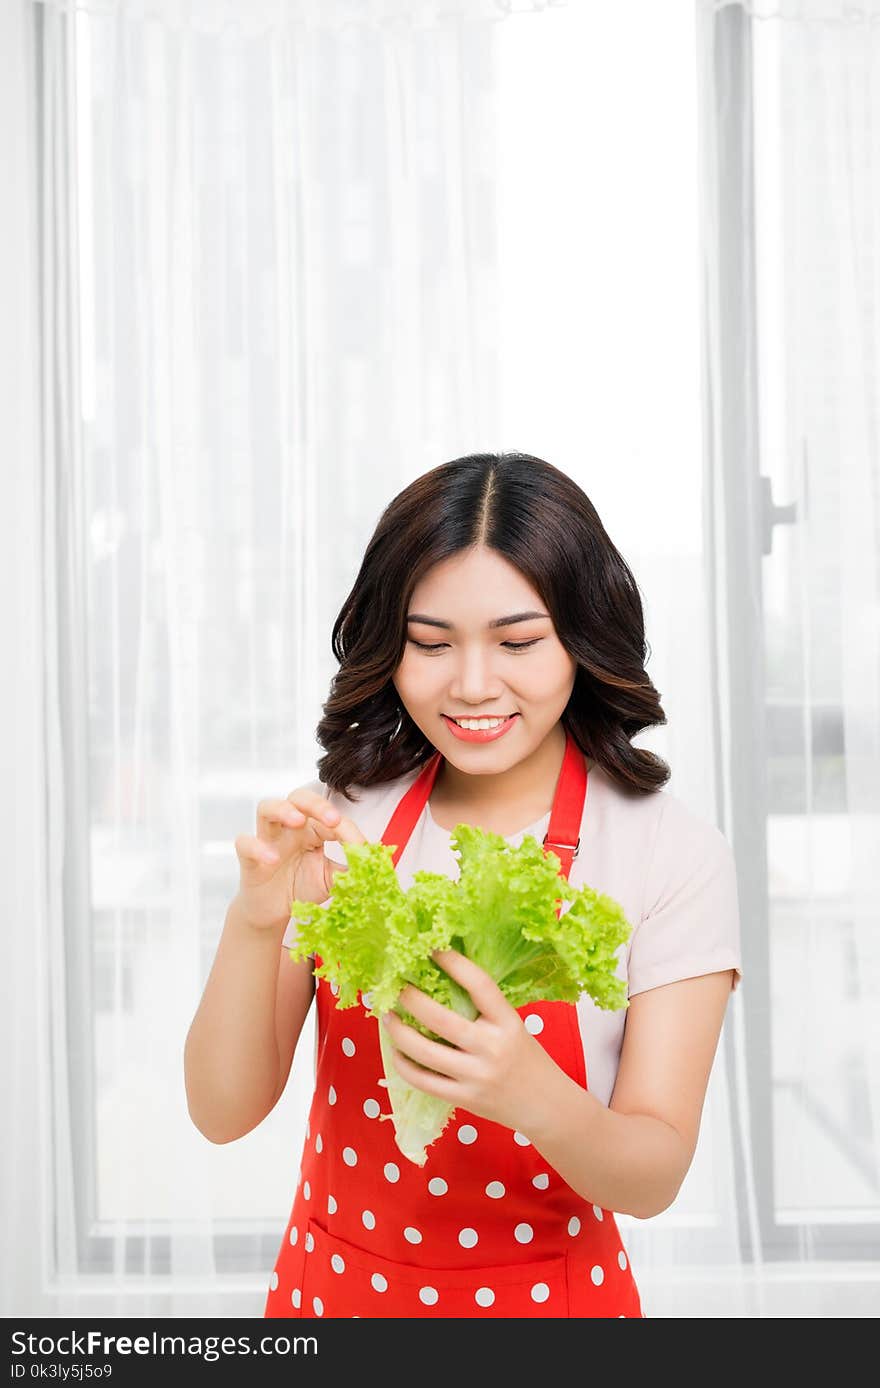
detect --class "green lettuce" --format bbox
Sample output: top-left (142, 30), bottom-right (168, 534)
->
top-left (286, 824), bottom-right (631, 1166)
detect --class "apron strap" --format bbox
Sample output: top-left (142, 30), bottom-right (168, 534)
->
top-left (381, 751), bottom-right (443, 867)
top-left (542, 728), bottom-right (586, 879)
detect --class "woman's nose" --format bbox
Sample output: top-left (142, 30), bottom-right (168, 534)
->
top-left (448, 652), bottom-right (506, 702)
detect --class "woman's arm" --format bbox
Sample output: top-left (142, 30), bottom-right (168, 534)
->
top-left (184, 894), bottom-right (315, 1143)
top-left (523, 969), bottom-right (735, 1219)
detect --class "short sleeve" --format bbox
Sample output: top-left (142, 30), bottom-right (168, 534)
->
top-left (626, 795), bottom-right (742, 997)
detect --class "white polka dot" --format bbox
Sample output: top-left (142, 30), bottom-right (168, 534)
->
top-left (327, 1195), bottom-right (337, 1215)
top-left (384, 1162), bottom-right (400, 1182)
top-left (313, 1295), bottom-right (324, 1316)
top-left (457, 1124), bottom-right (478, 1145)
top-left (514, 1223), bottom-right (534, 1244)
top-left (593, 1204), bottom-right (604, 1221)
top-left (342, 1146), bottom-right (358, 1166)
top-left (618, 1313), bottom-right (626, 1318)
top-left (331, 1254), bottom-right (345, 1274)
top-left (362, 1210), bottom-right (376, 1230)
top-left (513, 1131), bottom-right (531, 1146)
top-left (530, 1282), bottom-right (550, 1303)
top-left (328, 1086), bottom-right (337, 1106)
top-left (303, 1180), bottom-right (311, 1200)
top-left (330, 981), bottom-right (339, 996)
top-left (618, 1249), bottom-right (628, 1270)
top-left (428, 1177), bottom-right (448, 1196)
top-left (591, 1264), bottom-right (605, 1286)
top-left (475, 1287), bottom-right (495, 1307)
top-left (485, 1181), bottom-right (505, 1199)
top-left (315, 1134), bottom-right (323, 1154)
top-left (341, 1037), bottom-right (356, 1056)
top-left (458, 1227), bottom-right (478, 1248)
top-left (269, 1271), bottom-right (278, 1291)
top-left (288, 1225), bottom-right (299, 1246)
top-left (291, 1288), bottom-right (301, 1309)
top-left (524, 1013), bottom-right (544, 1035)
top-left (306, 1121), bottom-right (310, 1140)
top-left (304, 1232), bottom-right (314, 1252)
top-left (419, 1286), bottom-right (439, 1305)
top-left (363, 1098), bottom-right (381, 1119)
top-left (404, 1227), bottom-right (422, 1244)
top-left (532, 1173), bottom-right (550, 1189)
top-left (362, 990), bottom-right (373, 1008)
top-left (371, 1273), bottom-right (388, 1293)
top-left (568, 1216), bottom-right (581, 1236)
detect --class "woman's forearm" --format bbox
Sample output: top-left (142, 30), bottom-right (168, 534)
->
top-left (184, 894), bottom-right (286, 1143)
top-left (520, 1064), bottom-right (689, 1220)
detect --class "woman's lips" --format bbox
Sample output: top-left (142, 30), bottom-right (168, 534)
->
top-left (441, 713), bottom-right (520, 743)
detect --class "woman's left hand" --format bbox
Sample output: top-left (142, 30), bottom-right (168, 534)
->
top-left (380, 947), bottom-right (559, 1137)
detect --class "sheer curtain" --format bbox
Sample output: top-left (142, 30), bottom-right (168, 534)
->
top-left (3, 0), bottom-right (877, 1320)
top-left (695, 0), bottom-right (880, 1314)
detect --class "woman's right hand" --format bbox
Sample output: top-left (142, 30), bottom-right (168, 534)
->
top-left (233, 787), bottom-right (368, 931)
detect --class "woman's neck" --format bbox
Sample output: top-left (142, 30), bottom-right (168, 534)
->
top-left (429, 722), bottom-right (577, 828)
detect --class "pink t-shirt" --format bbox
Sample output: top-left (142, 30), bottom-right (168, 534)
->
top-left (281, 761), bottom-right (742, 1108)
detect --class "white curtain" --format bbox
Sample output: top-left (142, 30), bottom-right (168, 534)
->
top-left (2, 0), bottom-right (878, 1319)
top-left (695, 0), bottom-right (880, 1314)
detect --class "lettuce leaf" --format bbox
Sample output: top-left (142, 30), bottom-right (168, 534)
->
top-left (286, 823), bottom-right (631, 1165)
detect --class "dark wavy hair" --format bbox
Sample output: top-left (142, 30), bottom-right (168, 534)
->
top-left (316, 452), bottom-right (670, 800)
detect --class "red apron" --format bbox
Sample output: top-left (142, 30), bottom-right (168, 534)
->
top-left (264, 729), bottom-right (644, 1318)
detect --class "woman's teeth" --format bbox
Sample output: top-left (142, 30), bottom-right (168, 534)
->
top-left (450, 715), bottom-right (511, 730)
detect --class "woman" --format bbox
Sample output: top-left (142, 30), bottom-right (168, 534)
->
top-left (184, 452), bottom-right (742, 1319)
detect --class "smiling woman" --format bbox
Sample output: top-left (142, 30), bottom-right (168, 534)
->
top-left (316, 451), bottom-right (670, 803)
top-left (247, 450), bottom-right (742, 1319)
top-left (394, 545), bottom-right (581, 815)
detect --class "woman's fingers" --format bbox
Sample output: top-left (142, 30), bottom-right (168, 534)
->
top-left (280, 790), bottom-right (369, 846)
top-left (235, 833), bottom-right (280, 866)
top-left (285, 791), bottom-right (338, 824)
top-left (257, 793), bottom-right (326, 833)
top-left (247, 791), bottom-right (367, 870)
top-left (256, 798), bottom-right (307, 839)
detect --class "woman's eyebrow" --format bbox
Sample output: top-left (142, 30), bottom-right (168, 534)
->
top-left (406, 611), bottom-right (550, 630)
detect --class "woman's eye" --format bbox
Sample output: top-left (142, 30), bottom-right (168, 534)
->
top-left (409, 639), bottom-right (541, 653)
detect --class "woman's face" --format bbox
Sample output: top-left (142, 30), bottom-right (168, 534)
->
top-left (392, 546), bottom-right (576, 770)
